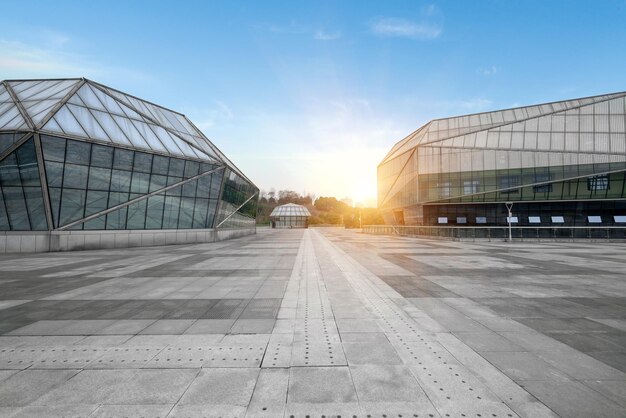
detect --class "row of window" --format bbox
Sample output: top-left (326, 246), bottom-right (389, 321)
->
top-left (435, 174), bottom-right (610, 198)
top-left (437, 215), bottom-right (626, 224)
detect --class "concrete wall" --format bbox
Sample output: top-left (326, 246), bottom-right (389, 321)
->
top-left (0, 227), bottom-right (256, 254)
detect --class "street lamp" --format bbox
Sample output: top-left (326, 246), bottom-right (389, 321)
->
top-left (505, 201), bottom-right (514, 242)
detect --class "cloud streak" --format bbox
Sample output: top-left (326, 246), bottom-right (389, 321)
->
top-left (0, 36), bottom-right (151, 83)
top-left (370, 18), bottom-right (442, 39)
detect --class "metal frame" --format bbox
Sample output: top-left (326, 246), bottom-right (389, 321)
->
top-left (33, 133), bottom-right (54, 229)
top-left (0, 77), bottom-right (259, 233)
top-left (57, 165), bottom-right (225, 230)
top-left (215, 191), bottom-right (258, 229)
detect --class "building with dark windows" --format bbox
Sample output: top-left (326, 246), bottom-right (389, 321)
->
top-left (269, 203), bottom-right (311, 228)
top-left (0, 78), bottom-right (258, 252)
top-left (378, 92), bottom-right (626, 227)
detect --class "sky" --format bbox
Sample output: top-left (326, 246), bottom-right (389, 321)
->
top-left (1, 1), bottom-right (625, 206)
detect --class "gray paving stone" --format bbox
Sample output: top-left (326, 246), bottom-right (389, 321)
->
top-left (178, 368), bottom-right (259, 406)
top-left (139, 319), bottom-right (196, 335)
top-left (0, 369), bottom-right (78, 407)
top-left (246, 369), bottom-right (288, 417)
top-left (287, 367), bottom-right (357, 404)
top-left (183, 319), bottom-right (235, 334)
top-left (343, 341), bottom-right (402, 365)
top-left (522, 380), bottom-right (625, 418)
top-left (480, 351), bottom-right (572, 381)
top-left (89, 404), bottom-right (173, 418)
top-left (350, 365), bottom-right (428, 402)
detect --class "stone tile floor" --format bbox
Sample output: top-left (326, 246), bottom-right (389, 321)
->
top-left (0, 228), bottom-right (625, 417)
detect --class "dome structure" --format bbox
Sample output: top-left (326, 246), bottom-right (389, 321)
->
top-left (269, 203), bottom-right (311, 228)
top-left (0, 78), bottom-right (258, 251)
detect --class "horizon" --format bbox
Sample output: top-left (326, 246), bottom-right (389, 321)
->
top-left (1, 1), bottom-right (625, 205)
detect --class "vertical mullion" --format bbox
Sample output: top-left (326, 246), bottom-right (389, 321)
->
top-left (33, 133), bottom-right (54, 230)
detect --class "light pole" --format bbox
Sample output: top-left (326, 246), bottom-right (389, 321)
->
top-left (505, 202), bottom-right (514, 242)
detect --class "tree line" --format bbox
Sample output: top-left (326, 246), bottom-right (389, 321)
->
top-left (257, 189), bottom-right (383, 227)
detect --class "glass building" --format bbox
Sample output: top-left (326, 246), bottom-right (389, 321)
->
top-left (270, 203), bottom-right (311, 228)
top-left (0, 78), bottom-right (258, 249)
top-left (378, 92), bottom-right (626, 226)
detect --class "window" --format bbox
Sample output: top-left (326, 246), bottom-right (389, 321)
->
top-left (587, 216), bottom-right (602, 224)
top-left (615, 216), bottom-right (626, 223)
top-left (437, 217), bottom-right (448, 224)
top-left (463, 180), bottom-right (479, 195)
top-left (551, 216), bottom-right (565, 223)
top-left (476, 216), bottom-right (487, 224)
top-left (499, 175), bottom-right (520, 194)
top-left (533, 173), bottom-right (552, 193)
top-left (506, 216), bottom-right (519, 223)
top-left (456, 217), bottom-right (467, 224)
top-left (587, 175), bottom-right (609, 191)
top-left (528, 216), bottom-right (541, 224)
top-left (439, 182), bottom-right (451, 198)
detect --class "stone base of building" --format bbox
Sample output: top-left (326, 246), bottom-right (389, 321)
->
top-left (0, 227), bottom-right (256, 253)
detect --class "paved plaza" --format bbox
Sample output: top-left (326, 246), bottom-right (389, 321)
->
top-left (0, 228), bottom-right (625, 418)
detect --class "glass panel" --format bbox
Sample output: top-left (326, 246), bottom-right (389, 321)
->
top-left (162, 196), bottom-right (180, 228)
top-left (130, 172), bottom-right (150, 194)
top-left (145, 195), bottom-right (164, 229)
top-left (192, 198), bottom-right (209, 228)
top-left (178, 197), bottom-right (195, 228)
top-left (112, 115), bottom-right (150, 149)
top-left (65, 140), bottom-right (91, 165)
top-left (66, 104), bottom-right (110, 142)
top-left (90, 144), bottom-right (114, 168)
top-left (85, 190), bottom-right (108, 217)
top-left (3, 187), bottom-right (30, 229)
top-left (126, 199), bottom-right (147, 229)
top-left (113, 148), bottom-right (134, 171)
top-left (152, 155), bottom-right (169, 175)
top-left (45, 161), bottom-right (63, 187)
top-left (168, 158), bottom-right (185, 177)
top-left (63, 164), bottom-right (88, 189)
top-left (149, 174), bottom-right (167, 192)
top-left (41, 135), bottom-right (66, 162)
top-left (106, 206), bottom-right (127, 229)
top-left (88, 167), bottom-right (111, 190)
top-left (51, 106), bottom-right (87, 137)
top-left (110, 169), bottom-right (131, 192)
top-left (133, 152), bottom-right (153, 173)
top-left (59, 189), bottom-right (86, 226)
top-left (91, 110), bottom-right (132, 146)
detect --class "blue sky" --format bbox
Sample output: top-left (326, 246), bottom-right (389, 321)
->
top-left (1, 1), bottom-right (625, 205)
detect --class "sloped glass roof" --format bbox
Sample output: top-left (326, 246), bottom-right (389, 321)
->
top-left (380, 92), bottom-right (626, 165)
top-left (270, 203), bottom-right (311, 217)
top-left (0, 78), bottom-right (253, 185)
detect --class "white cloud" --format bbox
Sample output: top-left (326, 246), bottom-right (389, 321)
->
top-left (0, 35), bottom-right (150, 83)
top-left (256, 22), bottom-right (341, 41)
top-left (479, 65), bottom-right (498, 76)
top-left (314, 30), bottom-right (342, 41)
top-left (185, 101), bottom-right (235, 131)
top-left (450, 98), bottom-right (493, 112)
top-left (371, 18), bottom-right (442, 39)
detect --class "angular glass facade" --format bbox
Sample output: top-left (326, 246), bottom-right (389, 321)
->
top-left (0, 78), bottom-right (258, 232)
top-left (378, 92), bottom-right (626, 226)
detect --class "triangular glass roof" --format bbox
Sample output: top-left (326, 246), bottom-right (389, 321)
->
top-left (0, 78), bottom-right (253, 184)
top-left (0, 83), bottom-right (29, 130)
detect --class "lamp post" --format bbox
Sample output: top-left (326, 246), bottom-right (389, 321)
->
top-left (505, 202), bottom-right (514, 242)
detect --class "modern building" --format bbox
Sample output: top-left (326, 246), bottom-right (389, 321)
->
top-left (0, 78), bottom-right (258, 252)
top-left (269, 203), bottom-right (311, 228)
top-left (378, 92), bottom-right (626, 226)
